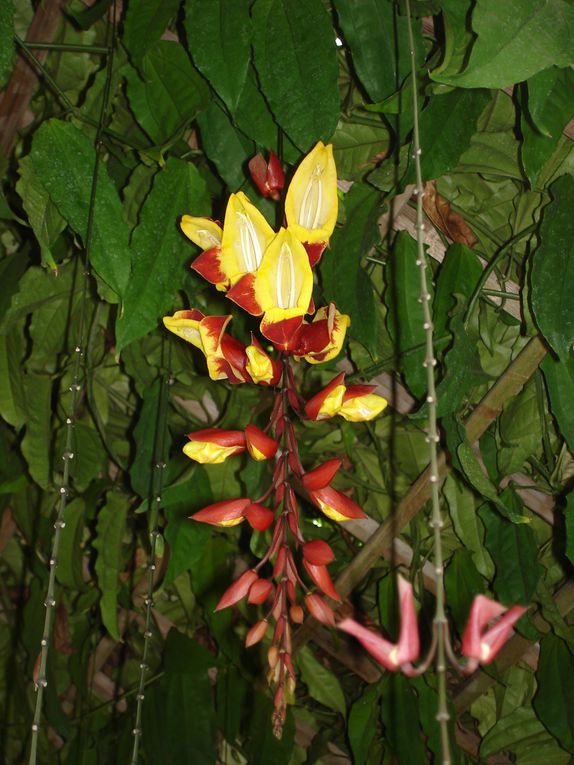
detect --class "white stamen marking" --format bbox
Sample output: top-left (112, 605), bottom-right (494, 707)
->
top-left (299, 166), bottom-right (324, 229)
top-left (237, 212), bottom-right (262, 272)
top-left (198, 229), bottom-right (220, 248)
top-left (275, 244), bottom-right (296, 309)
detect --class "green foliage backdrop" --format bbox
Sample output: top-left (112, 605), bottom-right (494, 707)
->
top-left (1, 0), bottom-right (574, 763)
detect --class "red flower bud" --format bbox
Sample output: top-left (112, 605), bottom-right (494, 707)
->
top-left (248, 151), bottom-right (284, 200)
top-left (305, 593), bottom-right (335, 626)
top-left (303, 560), bottom-right (341, 602)
top-left (309, 486), bottom-right (366, 522)
top-left (190, 498), bottom-right (250, 527)
top-left (305, 373), bottom-right (345, 421)
top-left (462, 595), bottom-right (527, 665)
top-left (248, 578), bottom-right (274, 604)
top-left (302, 539), bottom-right (335, 565)
top-left (245, 619), bottom-right (269, 647)
top-left (273, 546), bottom-right (287, 579)
top-left (302, 459), bottom-right (342, 492)
top-left (215, 569), bottom-right (258, 611)
top-left (290, 604), bottom-right (304, 623)
top-left (245, 424), bottom-right (279, 461)
top-left (244, 502), bottom-right (275, 531)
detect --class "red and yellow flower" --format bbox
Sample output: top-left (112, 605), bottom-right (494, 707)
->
top-left (183, 428), bottom-right (245, 464)
top-left (305, 373), bottom-right (388, 421)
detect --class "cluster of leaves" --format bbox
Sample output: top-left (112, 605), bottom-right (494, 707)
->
top-left (1, 0), bottom-right (574, 763)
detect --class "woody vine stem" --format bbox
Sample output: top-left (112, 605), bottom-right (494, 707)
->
top-left (405, 1), bottom-right (451, 761)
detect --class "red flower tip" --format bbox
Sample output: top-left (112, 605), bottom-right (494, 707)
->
top-left (248, 578), bottom-right (274, 604)
top-left (305, 373), bottom-right (345, 421)
top-left (303, 560), bottom-right (341, 602)
top-left (302, 539), bottom-right (335, 566)
top-left (190, 498), bottom-right (250, 527)
top-left (215, 569), bottom-right (258, 611)
top-left (244, 502), bottom-right (275, 531)
top-left (338, 575), bottom-right (419, 670)
top-left (248, 151), bottom-right (284, 200)
top-left (462, 595), bottom-right (527, 664)
top-left (305, 593), bottom-right (335, 626)
top-left (245, 424), bottom-right (279, 461)
top-left (302, 458), bottom-right (342, 492)
top-left (310, 486), bottom-right (366, 522)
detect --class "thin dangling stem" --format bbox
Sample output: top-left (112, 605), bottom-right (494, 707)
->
top-left (404, 2), bottom-right (451, 763)
top-left (130, 342), bottom-right (172, 764)
top-left (27, 9), bottom-right (117, 765)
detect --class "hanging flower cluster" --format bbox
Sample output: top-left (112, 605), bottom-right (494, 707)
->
top-left (163, 143), bottom-right (388, 735)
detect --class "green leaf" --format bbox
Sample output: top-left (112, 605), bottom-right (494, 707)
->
top-left (348, 682), bottom-right (380, 765)
top-left (433, 243), bottom-right (483, 339)
top-left (443, 474), bottom-right (494, 579)
top-left (542, 345), bottom-right (574, 454)
top-left (385, 231), bottom-right (427, 399)
top-left (94, 490), bottom-right (130, 640)
top-left (297, 645), bottom-right (347, 719)
top-left (0, 325), bottom-right (27, 428)
top-left (130, 381), bottom-right (172, 498)
top-left (29, 120), bottom-right (131, 300)
top-left (196, 102), bottom-right (253, 190)
top-left (185, 0), bottom-right (252, 112)
top-left (244, 692), bottom-right (295, 765)
top-left (531, 174), bottom-right (574, 360)
top-left (521, 67), bottom-right (574, 187)
top-left (411, 88), bottom-right (491, 182)
top-left (21, 374), bottom-right (52, 489)
top-left (445, 548), bottom-right (484, 633)
top-left (16, 156), bottom-right (65, 271)
top-left (481, 706), bottom-right (551, 759)
top-left (432, 0), bottom-right (474, 79)
top-left (564, 491), bottom-right (574, 568)
top-left (232, 65), bottom-right (280, 149)
top-left (534, 633), bottom-right (574, 753)
top-left (123, 0), bottom-right (180, 64)
top-left (479, 498), bottom-right (543, 605)
top-left (331, 120), bottom-right (391, 182)
top-left (56, 498), bottom-right (87, 591)
top-left (435, 314), bottom-right (482, 417)
top-left (320, 184), bottom-right (381, 355)
top-left (333, 0), bottom-right (416, 102)
top-left (116, 158), bottom-right (210, 350)
top-left (433, 0), bottom-right (574, 89)
top-left (125, 41), bottom-right (210, 147)
top-left (497, 381), bottom-right (543, 476)
top-left (380, 674), bottom-right (427, 763)
top-left (252, 0), bottom-right (340, 150)
top-left (0, 0), bottom-right (14, 87)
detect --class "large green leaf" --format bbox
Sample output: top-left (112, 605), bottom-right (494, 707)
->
top-left (333, 0), bottom-right (415, 102)
top-left (0, 0), bottom-right (14, 87)
top-left (479, 498), bottom-right (543, 605)
top-left (244, 692), bottom-right (295, 765)
top-left (185, 0), bottom-right (252, 112)
top-left (252, 0), bottom-right (340, 150)
top-left (130, 380), bottom-right (172, 498)
top-left (521, 67), bottom-right (574, 187)
top-left (385, 231), bottom-right (427, 399)
top-left (412, 88), bottom-right (491, 182)
top-left (380, 674), bottom-right (427, 764)
top-left (542, 339), bottom-right (574, 454)
top-left (94, 490), bottom-right (130, 640)
top-left (347, 683), bottom-right (381, 765)
top-left (444, 548), bottom-right (484, 633)
top-left (196, 102), bottom-right (253, 190)
top-left (433, 0), bottom-right (574, 89)
top-left (0, 325), bottom-right (27, 428)
top-left (497, 380), bottom-right (543, 476)
top-left (534, 633), bottom-right (574, 753)
top-left (56, 498), bottom-right (87, 591)
top-left (28, 120), bottom-right (131, 300)
top-left (443, 474), bottom-right (494, 579)
top-left (531, 174), bottom-right (574, 360)
top-left (122, 0), bottom-right (180, 64)
top-left (116, 158), bottom-right (210, 350)
top-left (125, 41), bottom-right (210, 147)
top-left (320, 183), bottom-right (382, 355)
top-left (433, 243), bottom-right (483, 339)
top-left (565, 490), bottom-right (574, 568)
top-left (297, 645), bottom-right (347, 719)
top-left (16, 156), bottom-right (65, 271)
top-left (331, 120), bottom-right (391, 182)
top-left (21, 374), bottom-right (52, 489)
top-left (481, 706), bottom-right (553, 759)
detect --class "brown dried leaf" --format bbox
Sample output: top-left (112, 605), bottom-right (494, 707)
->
top-left (423, 180), bottom-right (478, 247)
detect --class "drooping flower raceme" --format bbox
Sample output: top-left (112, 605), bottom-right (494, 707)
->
top-left (162, 141), bottom-right (388, 736)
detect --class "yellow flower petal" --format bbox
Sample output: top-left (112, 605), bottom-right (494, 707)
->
top-left (180, 216), bottom-right (222, 250)
top-left (162, 312), bottom-right (202, 349)
top-left (245, 344), bottom-right (274, 384)
top-left (285, 142), bottom-right (338, 245)
top-left (338, 393), bottom-right (388, 422)
top-left (316, 498), bottom-right (350, 523)
top-left (183, 440), bottom-right (241, 464)
top-left (316, 384), bottom-right (346, 419)
top-left (254, 228), bottom-right (313, 316)
top-left (220, 192), bottom-right (275, 285)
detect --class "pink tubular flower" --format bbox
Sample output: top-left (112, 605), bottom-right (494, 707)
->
top-left (338, 576), bottom-right (420, 671)
top-left (215, 569), bottom-right (259, 611)
top-left (462, 595), bottom-right (527, 665)
top-left (190, 498), bottom-right (251, 527)
top-left (248, 151), bottom-right (285, 200)
top-left (183, 428), bottom-right (246, 464)
top-left (245, 424), bottom-right (279, 461)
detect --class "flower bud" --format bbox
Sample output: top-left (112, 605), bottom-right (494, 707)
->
top-left (245, 619), bottom-right (269, 647)
top-left (245, 424), bottom-right (279, 461)
top-left (244, 502), bottom-right (275, 531)
top-left (190, 498), bottom-right (250, 527)
top-left (290, 604), bottom-right (304, 623)
top-left (302, 539), bottom-right (335, 565)
top-left (248, 578), bottom-right (274, 605)
top-left (305, 593), bottom-right (335, 626)
top-left (215, 569), bottom-right (258, 611)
